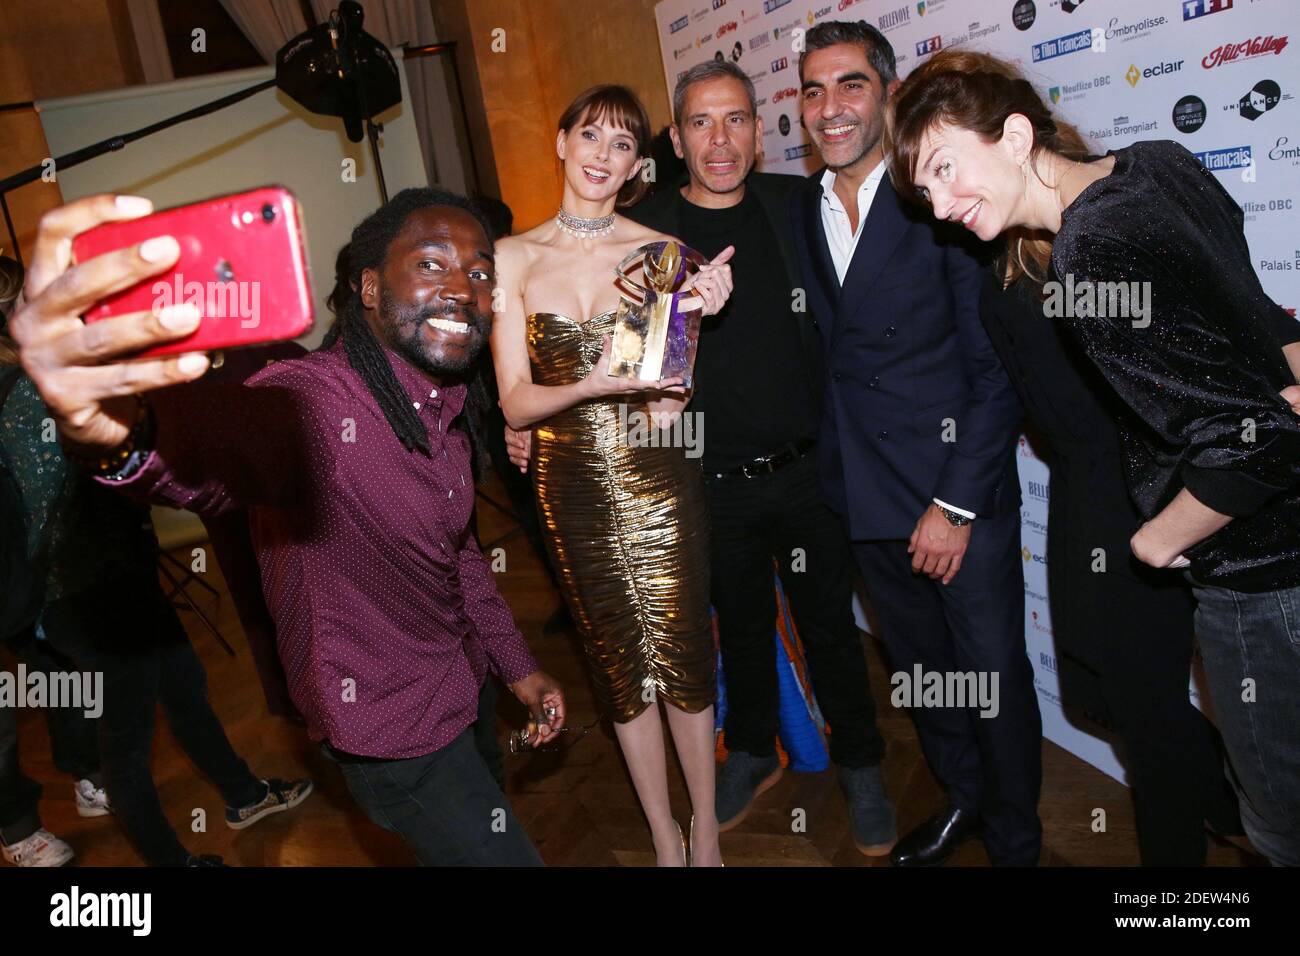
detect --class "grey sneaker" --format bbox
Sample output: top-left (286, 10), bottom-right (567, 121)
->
top-left (716, 750), bottom-right (783, 832)
top-left (839, 764), bottom-right (896, 857)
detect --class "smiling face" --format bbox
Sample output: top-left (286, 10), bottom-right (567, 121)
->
top-left (799, 43), bottom-right (894, 173)
top-left (557, 112), bottom-right (642, 204)
top-left (911, 120), bottom-right (1027, 241)
top-left (361, 205), bottom-right (495, 381)
top-left (670, 75), bottom-right (761, 198)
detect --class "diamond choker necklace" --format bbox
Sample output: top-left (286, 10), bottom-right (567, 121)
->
top-left (556, 207), bottom-right (616, 238)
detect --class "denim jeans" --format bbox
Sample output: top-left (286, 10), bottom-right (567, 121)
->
top-left (1192, 582), bottom-right (1300, 866)
top-left (324, 728), bottom-right (543, 866)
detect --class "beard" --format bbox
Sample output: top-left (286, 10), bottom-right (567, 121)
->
top-left (379, 287), bottom-right (490, 378)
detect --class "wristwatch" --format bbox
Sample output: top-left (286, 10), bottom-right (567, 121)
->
top-left (936, 503), bottom-right (973, 527)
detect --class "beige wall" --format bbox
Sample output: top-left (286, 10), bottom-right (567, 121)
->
top-left (434, 0), bottom-right (671, 231)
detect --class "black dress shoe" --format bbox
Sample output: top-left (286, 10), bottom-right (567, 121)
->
top-left (890, 806), bottom-right (981, 867)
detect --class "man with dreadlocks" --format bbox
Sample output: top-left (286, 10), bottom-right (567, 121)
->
top-left (9, 188), bottom-right (565, 866)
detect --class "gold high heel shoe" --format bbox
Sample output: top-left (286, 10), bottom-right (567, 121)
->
top-left (674, 820), bottom-right (687, 866)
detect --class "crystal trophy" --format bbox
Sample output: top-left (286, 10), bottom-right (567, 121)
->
top-left (609, 240), bottom-right (708, 388)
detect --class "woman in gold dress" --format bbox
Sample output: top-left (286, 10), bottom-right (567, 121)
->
top-left (492, 85), bottom-right (734, 867)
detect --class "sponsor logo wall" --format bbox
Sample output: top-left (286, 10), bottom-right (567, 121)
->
top-left (655, 0), bottom-right (1297, 784)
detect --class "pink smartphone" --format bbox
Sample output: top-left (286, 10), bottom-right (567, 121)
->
top-left (72, 186), bottom-right (314, 357)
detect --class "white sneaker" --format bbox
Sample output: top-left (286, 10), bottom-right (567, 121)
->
top-left (74, 779), bottom-right (112, 817)
top-left (2, 830), bottom-right (74, 867)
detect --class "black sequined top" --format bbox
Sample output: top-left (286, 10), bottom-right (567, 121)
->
top-left (1052, 140), bottom-right (1300, 592)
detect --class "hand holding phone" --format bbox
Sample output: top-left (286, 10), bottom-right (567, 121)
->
top-left (72, 186), bottom-right (314, 357)
top-left (6, 195), bottom-right (216, 455)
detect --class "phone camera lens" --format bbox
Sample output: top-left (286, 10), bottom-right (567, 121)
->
top-left (261, 203), bottom-right (277, 223)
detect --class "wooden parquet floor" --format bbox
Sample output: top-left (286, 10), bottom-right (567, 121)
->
top-left (4, 474), bottom-right (1259, 867)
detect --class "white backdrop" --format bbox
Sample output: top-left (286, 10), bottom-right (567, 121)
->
top-left (38, 61), bottom-right (428, 548)
top-left (654, 0), bottom-right (1300, 782)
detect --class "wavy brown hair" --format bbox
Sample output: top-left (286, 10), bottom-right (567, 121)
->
top-left (558, 84), bottom-right (653, 208)
top-left (0, 255), bottom-right (23, 366)
top-left (884, 49), bottom-right (1091, 289)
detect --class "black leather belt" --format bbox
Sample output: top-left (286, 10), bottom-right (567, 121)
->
top-left (709, 438), bottom-right (816, 479)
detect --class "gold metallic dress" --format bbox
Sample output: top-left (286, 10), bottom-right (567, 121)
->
top-left (527, 310), bottom-right (715, 722)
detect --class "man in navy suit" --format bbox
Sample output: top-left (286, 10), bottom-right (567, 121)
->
top-left (790, 21), bottom-right (1042, 866)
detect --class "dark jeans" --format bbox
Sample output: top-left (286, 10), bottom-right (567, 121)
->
top-left (851, 512), bottom-right (1043, 865)
top-left (706, 454), bottom-right (886, 768)
top-left (0, 634), bottom-right (104, 845)
top-left (1192, 581), bottom-right (1300, 866)
top-left (471, 675), bottom-right (505, 790)
top-left (325, 727), bottom-right (543, 866)
top-left (40, 573), bottom-right (264, 866)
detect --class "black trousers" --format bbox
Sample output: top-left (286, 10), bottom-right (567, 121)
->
top-left (705, 454), bottom-right (885, 768)
top-left (851, 510), bottom-right (1043, 865)
top-left (0, 633), bottom-right (105, 844)
top-left (40, 573), bottom-right (264, 866)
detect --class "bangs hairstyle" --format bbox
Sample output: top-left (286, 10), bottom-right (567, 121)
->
top-left (558, 84), bottom-right (653, 207)
top-left (885, 48), bottom-right (1091, 290)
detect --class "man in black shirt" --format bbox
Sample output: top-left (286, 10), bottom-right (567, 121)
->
top-left (624, 60), bottom-right (895, 855)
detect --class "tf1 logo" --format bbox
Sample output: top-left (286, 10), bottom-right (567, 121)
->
top-left (1183, 0), bottom-right (1233, 20)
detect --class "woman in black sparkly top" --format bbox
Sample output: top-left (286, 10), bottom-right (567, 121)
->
top-left (887, 48), bottom-right (1300, 866)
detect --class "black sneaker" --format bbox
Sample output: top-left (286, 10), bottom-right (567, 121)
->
top-left (225, 778), bottom-right (314, 830)
top-left (716, 751), bottom-right (783, 832)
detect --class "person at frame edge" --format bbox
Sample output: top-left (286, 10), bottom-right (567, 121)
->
top-left (892, 47), bottom-right (1300, 867)
top-left (0, 259), bottom-right (309, 868)
top-left (1, 264), bottom-right (103, 868)
top-left (8, 188), bottom-right (565, 867)
top-left (624, 58), bottom-right (896, 857)
top-left (790, 21), bottom-right (1040, 867)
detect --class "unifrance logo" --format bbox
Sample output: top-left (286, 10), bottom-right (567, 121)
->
top-left (1032, 29), bottom-right (1094, 62)
top-left (916, 35), bottom-right (942, 57)
top-left (1183, 0), bottom-right (1233, 20)
top-left (1195, 144), bottom-right (1253, 170)
top-left (1203, 35), bottom-right (1289, 69)
top-left (1234, 80), bottom-right (1284, 120)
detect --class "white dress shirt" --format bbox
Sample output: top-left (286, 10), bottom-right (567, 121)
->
top-left (819, 161), bottom-right (887, 285)
top-left (819, 161), bottom-right (976, 521)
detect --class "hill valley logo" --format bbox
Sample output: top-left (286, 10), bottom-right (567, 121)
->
top-left (1202, 35), bottom-right (1289, 69)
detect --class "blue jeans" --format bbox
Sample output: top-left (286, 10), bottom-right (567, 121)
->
top-left (324, 728), bottom-right (543, 866)
top-left (1192, 582), bottom-right (1300, 866)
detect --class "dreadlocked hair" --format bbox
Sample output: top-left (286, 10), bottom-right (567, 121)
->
top-left (323, 187), bottom-right (496, 474)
